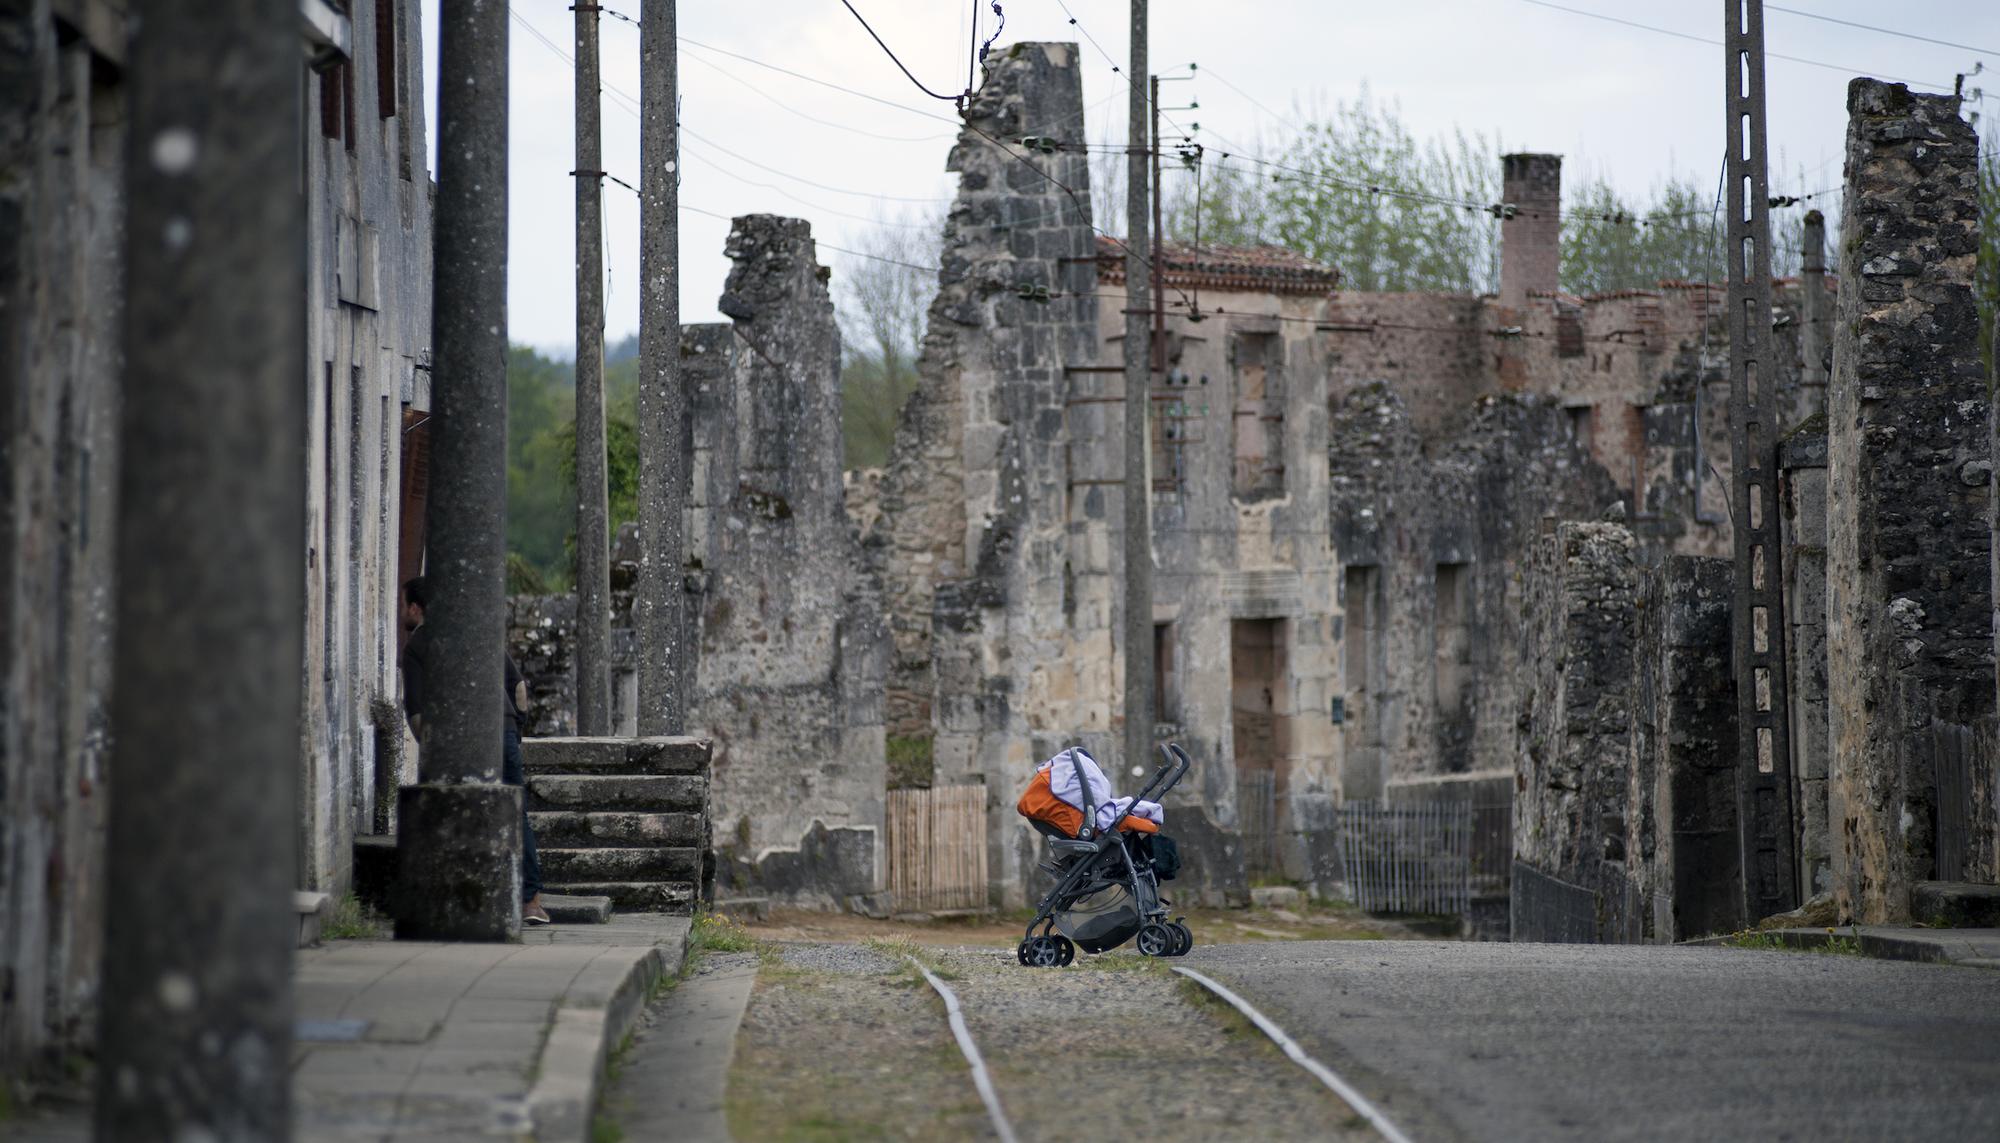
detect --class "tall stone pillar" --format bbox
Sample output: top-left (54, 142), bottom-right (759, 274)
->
top-left (96, 2), bottom-right (301, 1136)
top-left (1827, 79), bottom-right (1991, 923)
top-left (1782, 426), bottom-right (1831, 901)
top-left (396, 0), bottom-right (520, 941)
top-left (1512, 522), bottom-right (1638, 942)
top-left (1633, 556), bottom-right (1742, 941)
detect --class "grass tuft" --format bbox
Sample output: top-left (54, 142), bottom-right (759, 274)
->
top-left (320, 894), bottom-right (390, 941)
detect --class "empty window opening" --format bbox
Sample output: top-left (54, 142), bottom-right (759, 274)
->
top-left (1154, 622), bottom-right (1178, 724)
top-left (1230, 333), bottom-right (1284, 499)
top-left (1434, 562), bottom-right (1474, 770)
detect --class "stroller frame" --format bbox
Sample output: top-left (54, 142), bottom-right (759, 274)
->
top-left (1018, 743), bottom-right (1193, 967)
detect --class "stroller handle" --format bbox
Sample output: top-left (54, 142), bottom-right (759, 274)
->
top-left (1130, 742), bottom-right (1191, 805)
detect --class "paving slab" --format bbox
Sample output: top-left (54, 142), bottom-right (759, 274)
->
top-left (287, 912), bottom-right (690, 1143)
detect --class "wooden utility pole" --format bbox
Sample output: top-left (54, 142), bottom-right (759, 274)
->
top-left (1723, 0), bottom-right (1798, 919)
top-left (637, 0), bottom-right (686, 735)
top-left (574, 0), bottom-right (612, 735)
top-left (1122, 0), bottom-right (1155, 775)
top-left (396, 0), bottom-right (521, 942)
top-left (97, 2), bottom-right (302, 1134)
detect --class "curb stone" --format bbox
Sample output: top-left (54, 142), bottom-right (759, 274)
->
top-left (524, 930), bottom-right (688, 1142)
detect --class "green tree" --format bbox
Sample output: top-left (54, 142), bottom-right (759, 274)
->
top-left (1170, 91), bottom-right (1500, 292)
top-left (833, 207), bottom-right (941, 469)
top-left (506, 346), bottom-right (575, 585)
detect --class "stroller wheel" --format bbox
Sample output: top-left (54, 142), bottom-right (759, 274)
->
top-left (1135, 922), bottom-right (1175, 958)
top-left (1016, 939), bottom-right (1035, 967)
top-left (1022, 936), bottom-right (1066, 968)
top-left (1052, 935), bottom-right (1075, 966)
top-left (1168, 920), bottom-right (1193, 956)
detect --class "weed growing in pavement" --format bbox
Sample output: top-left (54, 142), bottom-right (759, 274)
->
top-left (1726, 929), bottom-right (1864, 955)
top-left (690, 910), bottom-right (758, 954)
top-left (320, 893), bottom-right (390, 940)
top-left (1072, 952), bottom-right (1168, 975)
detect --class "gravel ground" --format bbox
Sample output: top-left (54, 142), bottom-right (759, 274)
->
top-left (776, 941), bottom-right (900, 976)
top-left (934, 947), bottom-right (1372, 1142)
top-left (727, 944), bottom-right (992, 1141)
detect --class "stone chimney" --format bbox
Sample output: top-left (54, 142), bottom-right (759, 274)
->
top-left (1499, 153), bottom-right (1562, 310)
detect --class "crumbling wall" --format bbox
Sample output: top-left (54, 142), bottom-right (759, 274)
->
top-left (870, 43), bottom-right (1108, 907)
top-left (0, 2), bottom-right (124, 1079)
top-left (1827, 80), bottom-right (1994, 923)
top-left (1632, 556), bottom-right (1740, 941)
top-left (1329, 386), bottom-right (1621, 796)
top-left (693, 216), bottom-right (891, 906)
top-left (1512, 523), bottom-right (1638, 940)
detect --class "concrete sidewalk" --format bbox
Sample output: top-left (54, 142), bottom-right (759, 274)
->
top-left (293, 914), bottom-right (690, 1142)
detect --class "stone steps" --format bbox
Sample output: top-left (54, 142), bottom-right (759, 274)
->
top-left (1912, 881), bottom-right (2000, 928)
top-left (540, 846), bottom-right (701, 884)
top-left (523, 737), bottom-right (710, 917)
top-left (524, 736), bottom-right (709, 775)
top-left (552, 881), bottom-right (699, 912)
top-left (526, 774), bottom-right (706, 812)
top-left (530, 810), bottom-right (704, 848)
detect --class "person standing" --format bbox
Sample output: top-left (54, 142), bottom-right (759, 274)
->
top-left (402, 576), bottom-right (551, 924)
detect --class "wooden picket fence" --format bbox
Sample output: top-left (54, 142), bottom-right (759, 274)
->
top-left (886, 785), bottom-right (989, 913)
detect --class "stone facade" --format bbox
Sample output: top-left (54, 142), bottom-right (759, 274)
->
top-left (1, 0), bottom-right (432, 1080)
top-left (1826, 79), bottom-right (1995, 923)
top-left (300, 0), bottom-right (435, 896)
top-left (1512, 523), bottom-right (1639, 940)
top-left (0, 0), bottom-right (126, 1077)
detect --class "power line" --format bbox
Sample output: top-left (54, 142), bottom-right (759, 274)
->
top-left (680, 125), bottom-right (951, 204)
top-left (836, 0), bottom-right (970, 103)
top-left (677, 46), bottom-right (954, 144)
top-left (1511, 0), bottom-right (1954, 91)
top-left (1766, 4), bottom-right (2000, 60)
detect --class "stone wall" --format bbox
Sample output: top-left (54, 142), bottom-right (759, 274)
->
top-left (300, 0), bottom-right (434, 896)
top-left (0, 0), bottom-right (125, 1079)
top-left (1329, 386), bottom-right (1622, 795)
top-left (694, 216), bottom-right (890, 907)
top-left (1827, 80), bottom-right (1994, 923)
top-left (1632, 556), bottom-right (1740, 940)
top-left (511, 219), bottom-right (889, 908)
top-left (1512, 523), bottom-right (1639, 940)
top-left (868, 42), bottom-right (1118, 907)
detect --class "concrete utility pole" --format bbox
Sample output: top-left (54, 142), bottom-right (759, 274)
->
top-left (1723, 0), bottom-right (1799, 920)
top-left (1122, 0), bottom-right (1156, 774)
top-left (397, 0), bottom-right (521, 941)
top-left (636, 0), bottom-right (687, 735)
top-left (574, 0), bottom-right (613, 735)
top-left (96, 1), bottom-right (301, 1136)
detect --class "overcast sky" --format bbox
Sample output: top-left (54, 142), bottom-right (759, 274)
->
top-left (423, 1), bottom-right (2000, 356)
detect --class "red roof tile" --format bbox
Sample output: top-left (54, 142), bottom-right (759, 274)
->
top-left (1096, 235), bottom-right (1342, 295)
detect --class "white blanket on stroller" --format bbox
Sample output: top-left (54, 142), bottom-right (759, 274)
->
top-left (1040, 748), bottom-right (1166, 831)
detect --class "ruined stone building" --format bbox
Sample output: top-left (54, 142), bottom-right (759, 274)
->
top-left (509, 214), bottom-right (892, 910)
top-left (2, 0), bottom-right (433, 1077)
top-left (1510, 80), bottom-right (1998, 943)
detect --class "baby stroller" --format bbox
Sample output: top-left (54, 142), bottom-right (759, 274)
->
top-left (1013, 742), bottom-right (1194, 967)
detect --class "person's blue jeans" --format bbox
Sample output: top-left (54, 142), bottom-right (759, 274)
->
top-left (502, 726), bottom-right (542, 901)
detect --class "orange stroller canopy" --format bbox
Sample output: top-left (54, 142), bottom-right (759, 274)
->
top-left (1016, 747), bottom-right (1160, 837)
